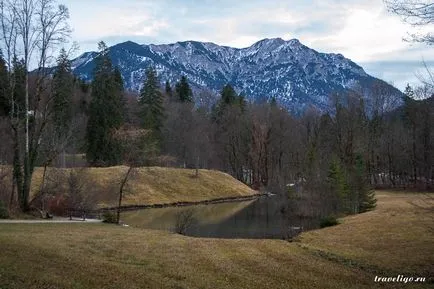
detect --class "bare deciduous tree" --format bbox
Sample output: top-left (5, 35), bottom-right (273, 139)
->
top-left (114, 127), bottom-right (157, 224)
top-left (384, 0), bottom-right (434, 44)
top-left (0, 0), bottom-right (71, 211)
top-left (65, 168), bottom-right (97, 220)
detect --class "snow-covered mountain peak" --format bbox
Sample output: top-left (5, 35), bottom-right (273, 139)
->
top-left (70, 38), bottom-right (401, 113)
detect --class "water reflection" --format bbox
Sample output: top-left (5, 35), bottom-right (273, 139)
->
top-left (122, 196), bottom-right (321, 239)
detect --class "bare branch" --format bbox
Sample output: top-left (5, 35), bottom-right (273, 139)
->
top-left (414, 59), bottom-right (434, 90)
top-left (384, 0), bottom-right (434, 45)
top-left (384, 1), bottom-right (434, 25)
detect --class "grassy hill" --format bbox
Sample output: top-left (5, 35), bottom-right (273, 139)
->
top-left (30, 166), bottom-right (257, 207)
top-left (0, 191), bottom-right (432, 289)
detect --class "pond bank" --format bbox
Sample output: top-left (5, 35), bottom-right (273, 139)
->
top-left (100, 192), bottom-right (268, 212)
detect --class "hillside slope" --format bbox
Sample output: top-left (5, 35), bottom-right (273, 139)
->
top-left (31, 166), bottom-right (257, 207)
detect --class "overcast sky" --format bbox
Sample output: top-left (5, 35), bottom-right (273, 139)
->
top-left (62, 0), bottom-right (434, 91)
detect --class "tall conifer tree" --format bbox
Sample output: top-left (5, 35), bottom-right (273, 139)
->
top-left (86, 41), bottom-right (125, 166)
top-left (175, 75), bottom-right (193, 102)
top-left (139, 66), bottom-right (165, 141)
top-left (52, 48), bottom-right (74, 132)
top-left (165, 80), bottom-right (173, 99)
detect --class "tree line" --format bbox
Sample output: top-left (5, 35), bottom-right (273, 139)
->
top-left (0, 0), bottom-right (432, 217)
top-left (2, 40), bottom-right (433, 216)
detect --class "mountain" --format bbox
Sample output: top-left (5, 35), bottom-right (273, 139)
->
top-left (70, 38), bottom-right (402, 113)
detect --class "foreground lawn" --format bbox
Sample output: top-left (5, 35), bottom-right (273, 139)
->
top-left (0, 191), bottom-right (432, 289)
top-left (0, 224), bottom-right (376, 289)
top-left (299, 191), bottom-right (434, 276)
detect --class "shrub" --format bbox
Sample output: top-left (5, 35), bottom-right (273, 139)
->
top-left (47, 195), bottom-right (68, 216)
top-left (174, 209), bottom-right (197, 235)
top-left (0, 200), bottom-right (9, 219)
top-left (320, 216), bottom-right (338, 228)
top-left (359, 187), bottom-right (377, 213)
top-left (102, 211), bottom-right (117, 223)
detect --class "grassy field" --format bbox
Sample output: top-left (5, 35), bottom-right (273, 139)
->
top-left (298, 191), bottom-right (434, 276)
top-left (30, 166), bottom-right (256, 207)
top-left (0, 191), bottom-right (432, 289)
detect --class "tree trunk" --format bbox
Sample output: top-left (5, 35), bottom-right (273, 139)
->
top-left (195, 155), bottom-right (199, 177)
top-left (21, 168), bottom-right (31, 212)
top-left (117, 166), bottom-right (133, 224)
top-left (10, 174), bottom-right (15, 208)
top-left (23, 53), bottom-right (30, 211)
top-left (412, 129), bottom-right (417, 187)
top-left (20, 146), bottom-right (36, 212)
top-left (39, 164), bottom-right (48, 194)
top-left (12, 127), bottom-right (24, 210)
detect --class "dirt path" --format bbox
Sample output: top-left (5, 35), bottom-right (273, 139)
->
top-left (0, 217), bottom-right (102, 224)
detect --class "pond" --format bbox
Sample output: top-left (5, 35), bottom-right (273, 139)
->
top-left (122, 196), bottom-right (322, 239)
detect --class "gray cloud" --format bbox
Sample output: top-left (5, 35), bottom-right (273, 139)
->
top-left (62, 0), bottom-right (434, 90)
top-left (361, 60), bottom-right (434, 90)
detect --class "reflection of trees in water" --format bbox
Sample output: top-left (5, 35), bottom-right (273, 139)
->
top-left (128, 193), bottom-right (327, 239)
top-left (183, 195), bottom-right (322, 239)
top-left (277, 184), bottom-right (336, 239)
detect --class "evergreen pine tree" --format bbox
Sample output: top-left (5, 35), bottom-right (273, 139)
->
top-left (213, 84), bottom-right (242, 120)
top-left (238, 94), bottom-right (247, 112)
top-left (86, 41), bottom-right (125, 166)
top-left (327, 158), bottom-right (350, 213)
top-left (165, 80), bottom-right (173, 99)
top-left (52, 48), bottom-right (73, 132)
top-left (221, 84), bottom-right (237, 105)
top-left (113, 67), bottom-right (124, 91)
top-left (113, 67), bottom-right (127, 120)
top-left (404, 83), bottom-right (415, 99)
top-left (139, 66), bottom-right (165, 140)
top-left (402, 84), bottom-right (419, 185)
top-left (354, 154), bottom-right (376, 213)
top-left (269, 96), bottom-right (277, 107)
top-left (12, 58), bottom-right (26, 119)
top-left (79, 77), bottom-right (90, 93)
top-left (175, 75), bottom-right (193, 102)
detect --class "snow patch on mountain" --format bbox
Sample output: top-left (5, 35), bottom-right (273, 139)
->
top-left (70, 38), bottom-right (401, 113)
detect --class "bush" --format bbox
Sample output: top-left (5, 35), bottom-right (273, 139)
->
top-left (359, 188), bottom-right (377, 213)
top-left (320, 216), bottom-right (338, 228)
top-left (0, 200), bottom-right (9, 219)
top-left (174, 209), bottom-right (197, 235)
top-left (102, 211), bottom-right (117, 223)
top-left (46, 195), bottom-right (68, 216)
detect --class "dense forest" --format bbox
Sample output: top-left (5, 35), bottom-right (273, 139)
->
top-left (0, 0), bottom-right (433, 219)
top-left (1, 39), bottom-right (433, 218)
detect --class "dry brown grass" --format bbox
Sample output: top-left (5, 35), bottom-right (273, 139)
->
top-left (30, 166), bottom-right (256, 207)
top-left (298, 191), bottom-right (434, 276)
top-left (0, 224), bottom-right (381, 289)
top-left (0, 191), bottom-right (431, 289)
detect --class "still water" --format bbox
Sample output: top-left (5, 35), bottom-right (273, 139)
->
top-left (122, 196), bottom-right (321, 239)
